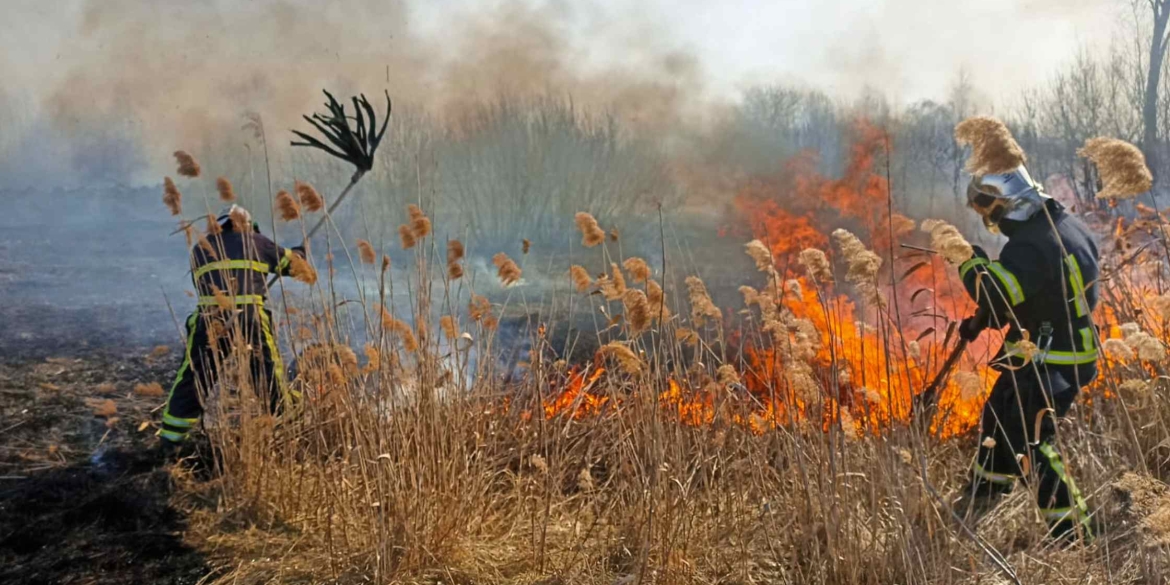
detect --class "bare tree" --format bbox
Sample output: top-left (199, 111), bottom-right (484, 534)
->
top-left (1139, 0), bottom-right (1170, 185)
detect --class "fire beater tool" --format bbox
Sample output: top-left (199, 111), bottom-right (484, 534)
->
top-left (913, 305), bottom-right (989, 420)
top-left (268, 89), bottom-right (391, 288)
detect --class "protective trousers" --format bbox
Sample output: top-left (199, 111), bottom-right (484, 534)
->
top-left (971, 362), bottom-right (1095, 539)
top-left (158, 306), bottom-right (289, 442)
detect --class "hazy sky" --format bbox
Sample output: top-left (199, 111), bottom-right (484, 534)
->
top-left (1, 0), bottom-right (1128, 106)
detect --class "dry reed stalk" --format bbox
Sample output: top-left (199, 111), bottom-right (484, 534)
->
top-left (685, 276), bottom-right (721, 326)
top-left (210, 285), bottom-right (234, 311)
top-left (408, 204), bottom-right (432, 239)
top-left (1078, 137), bottom-right (1153, 200)
top-left (623, 289), bottom-right (651, 334)
top-left (831, 229), bottom-right (884, 307)
top-left (570, 265), bottom-right (592, 292)
top-left (622, 257), bottom-right (651, 283)
top-left (493, 253), bottom-right (521, 286)
top-left (575, 212), bottom-right (606, 247)
top-left (288, 253), bottom-right (318, 285)
top-left (744, 240), bottom-right (773, 272)
top-left (920, 219), bottom-right (974, 264)
top-left (215, 177), bottom-right (236, 202)
top-left (798, 248), bottom-right (833, 284)
top-left (954, 116), bottom-right (1026, 175)
top-left (275, 190), bottom-right (300, 221)
top-left (399, 225), bottom-right (417, 249)
top-left (174, 150), bottom-right (201, 178)
top-left (357, 239), bottom-right (376, 265)
top-left (296, 180), bottom-right (324, 212)
top-left (597, 342), bottom-right (643, 375)
top-left (163, 177), bottom-right (182, 216)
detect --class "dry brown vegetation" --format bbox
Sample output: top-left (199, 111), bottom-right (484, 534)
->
top-left (160, 188), bottom-right (1170, 585)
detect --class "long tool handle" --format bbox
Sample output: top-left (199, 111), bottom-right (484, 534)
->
top-left (914, 337), bottom-right (968, 417)
top-left (267, 170), bottom-right (365, 288)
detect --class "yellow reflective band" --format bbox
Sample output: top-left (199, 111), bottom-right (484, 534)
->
top-left (960, 257), bottom-right (989, 280)
top-left (972, 462), bottom-right (1017, 485)
top-left (157, 428), bottom-right (187, 442)
top-left (197, 295), bottom-right (266, 306)
top-left (988, 262), bottom-right (1025, 306)
top-left (161, 313), bottom-right (199, 428)
top-left (163, 414), bottom-right (198, 429)
top-left (1080, 327), bottom-right (1095, 354)
top-left (1040, 507), bottom-right (1078, 522)
top-left (277, 249), bottom-right (293, 273)
top-left (193, 260), bottom-right (271, 280)
top-left (1004, 341), bottom-right (1098, 365)
top-left (1038, 443), bottom-right (1091, 525)
top-left (258, 309), bottom-right (289, 406)
top-left (1065, 255), bottom-right (1090, 317)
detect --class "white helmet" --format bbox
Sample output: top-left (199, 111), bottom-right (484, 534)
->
top-left (966, 165), bottom-right (1052, 232)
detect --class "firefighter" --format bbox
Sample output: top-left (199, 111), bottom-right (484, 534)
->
top-left (157, 204), bottom-right (307, 447)
top-left (955, 165), bottom-right (1098, 541)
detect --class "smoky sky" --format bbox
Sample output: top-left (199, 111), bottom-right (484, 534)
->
top-left (0, 0), bottom-right (1124, 185)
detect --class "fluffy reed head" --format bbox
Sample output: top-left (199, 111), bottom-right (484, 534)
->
top-left (399, 225), bottom-right (417, 249)
top-left (954, 371), bottom-right (983, 402)
top-left (575, 212), bottom-right (606, 248)
top-left (685, 276), bottom-right (722, 326)
top-left (205, 214), bottom-right (222, 235)
top-left (831, 229), bottom-right (883, 307)
top-left (357, 239), bottom-right (376, 265)
top-left (570, 265), bottom-right (592, 292)
top-left (597, 342), bottom-right (643, 375)
top-left (522, 239), bottom-right (531, 255)
top-left (744, 240), bottom-right (773, 272)
top-left (215, 177), bottom-right (236, 202)
top-left (229, 207), bottom-right (251, 233)
top-left (920, 219), bottom-right (974, 264)
top-left (173, 150), bottom-right (201, 178)
top-left (295, 180), bottom-right (324, 212)
top-left (440, 315), bottom-right (459, 340)
top-left (382, 313), bottom-right (419, 353)
top-left (162, 177), bottom-right (182, 216)
top-left (408, 204), bottom-right (432, 239)
top-left (623, 289), bottom-right (651, 334)
top-left (1078, 137), bottom-right (1153, 200)
top-left (469, 295), bottom-right (494, 326)
top-left (622, 257), bottom-right (651, 283)
top-left (493, 253), bottom-right (522, 286)
top-left (275, 190), bottom-right (300, 221)
top-left (954, 116), bottom-right (1027, 175)
top-left (288, 253), bottom-right (318, 285)
top-left (447, 240), bottom-right (465, 264)
top-left (798, 248), bottom-right (833, 284)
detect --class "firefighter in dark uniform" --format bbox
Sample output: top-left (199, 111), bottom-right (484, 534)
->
top-left (158, 204), bottom-right (307, 445)
top-left (955, 165), bottom-right (1098, 541)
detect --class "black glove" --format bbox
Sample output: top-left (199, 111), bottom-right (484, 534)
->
top-left (290, 245), bottom-right (307, 258)
top-left (958, 314), bottom-right (986, 342)
top-left (966, 244), bottom-right (988, 264)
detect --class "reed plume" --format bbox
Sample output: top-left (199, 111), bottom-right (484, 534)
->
top-left (408, 204), bottom-right (432, 239)
top-left (744, 240), bottom-right (773, 272)
top-left (493, 253), bottom-right (522, 286)
top-left (686, 276), bottom-right (722, 326)
top-left (399, 225), bottom-right (417, 249)
top-left (570, 265), bottom-right (592, 292)
top-left (288, 253), bottom-right (318, 285)
top-left (597, 342), bottom-right (643, 375)
top-left (575, 212), bottom-right (606, 247)
top-left (622, 257), bottom-right (651, 283)
top-left (676, 328), bottom-right (699, 346)
top-left (357, 239), bottom-right (376, 265)
top-left (174, 150), bottom-right (201, 178)
top-left (623, 289), bottom-right (651, 334)
top-left (216, 177), bottom-right (236, 202)
top-left (440, 315), bottom-right (458, 340)
top-left (229, 207), bottom-right (251, 233)
top-left (920, 219), bottom-right (974, 264)
top-left (381, 309), bottom-right (419, 352)
top-left (447, 240), bottom-right (465, 279)
top-left (522, 239), bottom-right (531, 255)
top-left (1078, 137), bottom-right (1153, 200)
top-left (954, 116), bottom-right (1026, 175)
top-left (205, 214), bottom-right (222, 235)
top-left (275, 190), bottom-right (300, 221)
top-left (832, 229), bottom-right (884, 307)
top-left (163, 177), bottom-right (182, 216)
top-left (362, 343), bottom-right (381, 374)
top-left (954, 371), bottom-right (983, 402)
top-left (799, 248), bottom-right (833, 284)
top-left (296, 180), bottom-right (324, 212)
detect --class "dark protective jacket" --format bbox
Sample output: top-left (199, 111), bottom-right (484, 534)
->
top-left (190, 228), bottom-right (304, 308)
top-left (959, 199), bottom-right (1100, 368)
